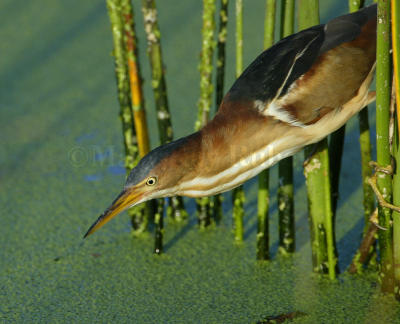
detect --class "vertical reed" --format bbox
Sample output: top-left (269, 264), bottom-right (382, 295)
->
top-left (142, 0), bottom-right (188, 226)
top-left (298, 0), bottom-right (337, 279)
top-left (352, 0), bottom-right (373, 234)
top-left (213, 0), bottom-right (230, 222)
top-left (106, 0), bottom-right (149, 233)
top-left (215, 0), bottom-right (229, 108)
top-left (196, 0), bottom-right (216, 228)
top-left (277, 0), bottom-right (295, 255)
top-left (121, 0), bottom-right (155, 234)
top-left (232, 0), bottom-right (245, 243)
top-left (256, 0), bottom-right (275, 260)
top-left (121, 0), bottom-right (150, 158)
top-left (358, 109), bottom-right (375, 235)
top-left (391, 0), bottom-right (400, 299)
top-left (376, 0), bottom-right (394, 293)
top-left (346, 0), bottom-right (376, 274)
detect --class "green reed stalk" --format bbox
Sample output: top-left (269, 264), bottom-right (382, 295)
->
top-left (345, 0), bottom-right (376, 274)
top-left (350, 0), bottom-right (373, 231)
top-left (213, 0), bottom-right (230, 222)
top-left (121, 0), bottom-right (156, 234)
top-left (277, 0), bottom-right (295, 256)
top-left (298, 0), bottom-right (337, 279)
top-left (106, 0), bottom-right (149, 233)
top-left (215, 0), bottom-right (229, 108)
top-left (142, 0), bottom-right (188, 225)
top-left (358, 110), bottom-right (375, 235)
top-left (329, 2), bottom-right (368, 217)
top-left (232, 0), bottom-right (245, 243)
top-left (376, 0), bottom-right (394, 293)
top-left (256, 0), bottom-right (276, 261)
top-left (196, 0), bottom-right (216, 228)
top-left (391, 0), bottom-right (400, 299)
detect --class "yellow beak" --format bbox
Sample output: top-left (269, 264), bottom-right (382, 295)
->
top-left (83, 188), bottom-right (144, 238)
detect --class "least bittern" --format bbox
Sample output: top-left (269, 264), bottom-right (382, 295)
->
top-left (84, 5), bottom-right (377, 238)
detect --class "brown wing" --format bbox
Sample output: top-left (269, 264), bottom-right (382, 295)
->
top-left (272, 17), bottom-right (376, 125)
top-left (219, 5), bottom-right (376, 126)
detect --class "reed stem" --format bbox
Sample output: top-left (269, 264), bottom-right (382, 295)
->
top-left (142, 0), bottom-right (187, 225)
top-left (345, 0), bottom-right (376, 274)
top-left (277, 0), bottom-right (295, 255)
top-left (106, 0), bottom-right (149, 233)
top-left (263, 0), bottom-right (276, 49)
top-left (358, 108), bottom-right (375, 234)
top-left (213, 0), bottom-right (230, 222)
top-left (330, 0), bottom-right (360, 217)
top-left (376, 0), bottom-right (394, 293)
top-left (392, 123), bottom-right (400, 299)
top-left (232, 0), bottom-right (245, 243)
top-left (256, 0), bottom-right (276, 260)
top-left (391, 0), bottom-right (400, 299)
top-left (121, 0), bottom-right (156, 234)
top-left (215, 0), bottom-right (229, 109)
top-left (196, 0), bottom-right (216, 228)
top-left (122, 0), bottom-right (150, 158)
top-left (299, 0), bottom-right (338, 279)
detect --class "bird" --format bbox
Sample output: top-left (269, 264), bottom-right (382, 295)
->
top-left (84, 4), bottom-right (377, 238)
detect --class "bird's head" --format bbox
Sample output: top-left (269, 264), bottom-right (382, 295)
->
top-left (83, 135), bottom-right (198, 238)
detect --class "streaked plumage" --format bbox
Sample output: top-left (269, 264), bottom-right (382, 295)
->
top-left (84, 4), bottom-right (377, 237)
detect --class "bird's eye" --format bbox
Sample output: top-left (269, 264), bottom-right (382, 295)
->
top-left (146, 176), bottom-right (157, 186)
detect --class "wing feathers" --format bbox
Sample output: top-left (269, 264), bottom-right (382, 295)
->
top-left (221, 4), bottom-right (377, 127)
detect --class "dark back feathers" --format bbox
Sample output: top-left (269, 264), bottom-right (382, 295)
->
top-left (225, 4), bottom-right (377, 105)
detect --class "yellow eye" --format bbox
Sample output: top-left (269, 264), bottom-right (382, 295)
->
top-left (146, 176), bottom-right (157, 186)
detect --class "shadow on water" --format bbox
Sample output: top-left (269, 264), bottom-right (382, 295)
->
top-left (337, 216), bottom-right (365, 271)
top-left (163, 198), bottom-right (198, 252)
top-left (163, 217), bottom-right (197, 253)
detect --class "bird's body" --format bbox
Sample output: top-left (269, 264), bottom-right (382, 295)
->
top-left (85, 4), bottom-right (377, 237)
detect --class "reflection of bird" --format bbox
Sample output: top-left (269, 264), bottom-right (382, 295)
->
top-left (84, 4), bottom-right (377, 238)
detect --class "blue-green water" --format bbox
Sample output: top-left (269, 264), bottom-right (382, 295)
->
top-left (1, 0), bottom-right (400, 322)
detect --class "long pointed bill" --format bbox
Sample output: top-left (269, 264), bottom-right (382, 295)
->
top-left (83, 188), bottom-right (144, 238)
